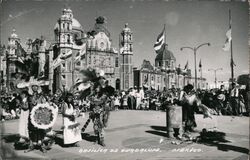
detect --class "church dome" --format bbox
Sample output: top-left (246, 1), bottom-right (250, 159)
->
top-left (72, 18), bottom-right (83, 31)
top-left (89, 16), bottom-right (111, 38)
top-left (54, 23), bottom-right (59, 30)
top-left (54, 18), bottom-right (83, 32)
top-left (155, 44), bottom-right (176, 61)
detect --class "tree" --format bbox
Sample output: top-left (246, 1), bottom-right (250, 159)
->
top-left (237, 74), bottom-right (250, 89)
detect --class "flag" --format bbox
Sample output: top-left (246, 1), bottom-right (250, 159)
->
top-left (154, 27), bottom-right (165, 53)
top-left (52, 50), bottom-right (72, 68)
top-left (52, 55), bottom-right (63, 69)
top-left (75, 43), bottom-right (86, 62)
top-left (223, 10), bottom-right (232, 51)
top-left (184, 61), bottom-right (188, 70)
top-left (15, 41), bottom-right (27, 57)
top-left (60, 50), bottom-right (72, 60)
top-left (222, 28), bottom-right (232, 51)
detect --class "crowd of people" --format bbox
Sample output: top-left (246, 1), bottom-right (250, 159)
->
top-left (1, 83), bottom-right (249, 121)
top-left (0, 74), bottom-right (249, 152)
top-left (81, 83), bottom-right (247, 117)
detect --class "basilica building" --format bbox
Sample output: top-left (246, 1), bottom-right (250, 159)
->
top-left (133, 44), bottom-right (185, 91)
top-left (1, 7), bottom-right (206, 93)
top-left (52, 8), bottom-right (131, 91)
top-left (134, 44), bottom-right (207, 91)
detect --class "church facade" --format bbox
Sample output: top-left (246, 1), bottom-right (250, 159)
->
top-left (52, 8), bottom-right (130, 91)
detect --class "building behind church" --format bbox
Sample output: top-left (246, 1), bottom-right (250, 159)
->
top-left (133, 44), bottom-right (207, 91)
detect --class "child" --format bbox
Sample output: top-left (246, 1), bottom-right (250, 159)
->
top-left (114, 95), bottom-right (120, 111)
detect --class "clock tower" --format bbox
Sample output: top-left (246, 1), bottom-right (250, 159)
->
top-left (120, 23), bottom-right (133, 90)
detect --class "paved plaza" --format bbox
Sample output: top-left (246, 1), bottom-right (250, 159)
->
top-left (0, 110), bottom-right (249, 160)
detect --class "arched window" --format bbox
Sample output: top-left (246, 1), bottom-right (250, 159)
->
top-left (158, 61), bottom-right (162, 67)
top-left (115, 57), bottom-right (119, 67)
top-left (165, 61), bottom-right (169, 68)
top-left (129, 44), bottom-right (132, 52)
top-left (67, 34), bottom-right (70, 44)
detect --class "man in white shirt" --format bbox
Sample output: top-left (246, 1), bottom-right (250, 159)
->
top-left (230, 83), bottom-right (239, 116)
top-left (139, 87), bottom-right (145, 100)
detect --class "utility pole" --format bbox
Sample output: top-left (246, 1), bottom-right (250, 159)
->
top-left (180, 43), bottom-right (210, 90)
top-left (208, 68), bottom-right (223, 88)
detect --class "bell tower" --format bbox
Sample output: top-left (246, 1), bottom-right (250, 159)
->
top-left (8, 29), bottom-right (20, 57)
top-left (7, 29), bottom-right (20, 91)
top-left (58, 8), bottom-right (73, 48)
top-left (120, 23), bottom-right (133, 90)
top-left (54, 8), bottom-right (74, 89)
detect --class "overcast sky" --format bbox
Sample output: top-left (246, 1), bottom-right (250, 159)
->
top-left (0, 0), bottom-right (249, 84)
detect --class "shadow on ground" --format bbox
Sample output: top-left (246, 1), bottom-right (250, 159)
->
top-left (54, 130), bottom-right (96, 147)
top-left (199, 141), bottom-right (249, 154)
top-left (1, 134), bottom-right (20, 143)
top-left (197, 130), bottom-right (249, 154)
top-left (145, 125), bottom-right (167, 137)
top-left (146, 126), bottom-right (249, 155)
top-left (81, 133), bottom-right (97, 143)
top-left (0, 133), bottom-right (29, 150)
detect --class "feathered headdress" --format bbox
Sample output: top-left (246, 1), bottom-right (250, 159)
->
top-left (57, 86), bottom-right (77, 102)
top-left (13, 56), bottom-right (39, 81)
top-left (74, 68), bottom-right (106, 99)
top-left (16, 76), bottom-right (49, 95)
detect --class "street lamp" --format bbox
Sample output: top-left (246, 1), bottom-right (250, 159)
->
top-left (180, 42), bottom-right (210, 90)
top-left (208, 68), bottom-right (223, 88)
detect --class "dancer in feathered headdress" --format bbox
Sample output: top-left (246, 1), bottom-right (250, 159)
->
top-left (16, 76), bottom-right (55, 153)
top-left (76, 68), bottom-right (114, 146)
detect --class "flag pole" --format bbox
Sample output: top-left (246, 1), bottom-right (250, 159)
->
top-left (164, 24), bottom-right (166, 46)
top-left (199, 59), bottom-right (202, 88)
top-left (164, 24), bottom-right (169, 88)
top-left (229, 9), bottom-right (234, 83)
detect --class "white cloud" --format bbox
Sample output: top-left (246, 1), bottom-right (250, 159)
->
top-left (1, 9), bottom-right (36, 26)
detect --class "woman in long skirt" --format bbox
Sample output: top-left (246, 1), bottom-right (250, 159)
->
top-left (18, 91), bottom-right (30, 142)
top-left (62, 93), bottom-right (82, 146)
